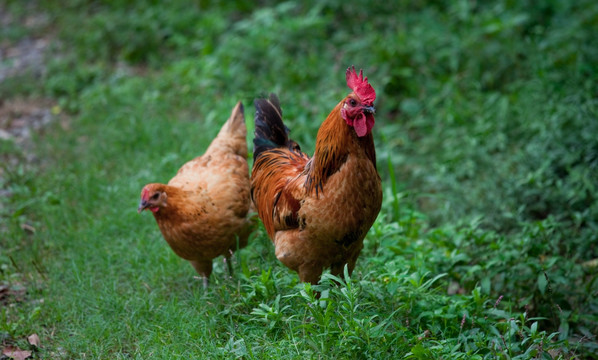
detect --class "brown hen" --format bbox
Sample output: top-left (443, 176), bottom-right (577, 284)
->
top-left (138, 102), bottom-right (253, 288)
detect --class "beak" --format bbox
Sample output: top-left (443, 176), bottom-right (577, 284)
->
top-left (137, 200), bottom-right (148, 213)
top-left (363, 105), bottom-right (376, 114)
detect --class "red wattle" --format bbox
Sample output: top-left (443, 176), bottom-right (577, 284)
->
top-left (354, 113), bottom-right (368, 137)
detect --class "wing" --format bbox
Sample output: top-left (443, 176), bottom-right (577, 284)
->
top-left (251, 147), bottom-right (310, 239)
top-left (205, 152), bottom-right (250, 219)
top-left (168, 150), bottom-right (250, 217)
top-left (169, 101), bottom-right (248, 198)
top-left (167, 154), bottom-right (210, 192)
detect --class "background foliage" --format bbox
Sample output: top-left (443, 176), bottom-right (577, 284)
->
top-left (1, 0), bottom-right (597, 358)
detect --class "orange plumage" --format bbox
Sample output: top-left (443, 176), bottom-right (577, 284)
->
top-left (251, 67), bottom-right (382, 284)
top-left (138, 102), bottom-right (253, 288)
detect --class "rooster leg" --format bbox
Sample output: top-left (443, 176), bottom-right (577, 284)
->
top-left (331, 245), bottom-right (362, 281)
top-left (189, 259), bottom-right (213, 289)
top-left (223, 254), bottom-right (234, 278)
top-left (330, 262), bottom-right (347, 278)
top-left (329, 262), bottom-right (356, 286)
top-left (344, 248), bottom-right (361, 279)
top-left (298, 262), bottom-right (324, 285)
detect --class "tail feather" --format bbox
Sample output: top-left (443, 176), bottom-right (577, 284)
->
top-left (220, 101), bottom-right (246, 138)
top-left (207, 101), bottom-right (247, 158)
top-left (253, 94), bottom-right (292, 161)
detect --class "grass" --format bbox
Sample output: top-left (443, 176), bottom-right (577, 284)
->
top-left (1, 0), bottom-right (597, 358)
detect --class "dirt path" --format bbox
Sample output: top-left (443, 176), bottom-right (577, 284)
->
top-left (0, 5), bottom-right (56, 353)
top-left (0, 3), bottom-right (55, 178)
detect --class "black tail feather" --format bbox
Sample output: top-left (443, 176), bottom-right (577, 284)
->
top-left (253, 93), bottom-right (291, 161)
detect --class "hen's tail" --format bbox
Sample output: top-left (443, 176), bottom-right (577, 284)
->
top-left (222, 101), bottom-right (246, 138)
top-left (253, 94), bottom-right (296, 161)
top-left (209, 101), bottom-right (247, 157)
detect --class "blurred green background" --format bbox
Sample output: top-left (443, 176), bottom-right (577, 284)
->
top-left (1, 0), bottom-right (597, 358)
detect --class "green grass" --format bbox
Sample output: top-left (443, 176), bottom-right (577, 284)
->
top-left (1, 0), bottom-right (597, 358)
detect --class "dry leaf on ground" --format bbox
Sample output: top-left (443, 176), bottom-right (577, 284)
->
top-left (2, 346), bottom-right (32, 360)
top-left (27, 333), bottom-right (41, 348)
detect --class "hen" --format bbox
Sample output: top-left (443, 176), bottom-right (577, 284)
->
top-left (138, 102), bottom-right (253, 288)
top-left (251, 67), bottom-right (382, 284)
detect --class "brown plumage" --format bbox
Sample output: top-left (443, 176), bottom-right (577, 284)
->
top-left (251, 67), bottom-right (382, 285)
top-left (138, 102), bottom-right (253, 288)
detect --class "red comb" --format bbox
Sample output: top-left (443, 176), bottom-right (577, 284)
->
top-left (346, 66), bottom-right (376, 105)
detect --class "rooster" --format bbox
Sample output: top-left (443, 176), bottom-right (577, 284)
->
top-left (251, 67), bottom-right (382, 284)
top-left (138, 102), bottom-right (253, 288)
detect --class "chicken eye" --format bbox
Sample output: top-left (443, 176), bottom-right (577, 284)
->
top-left (151, 193), bottom-right (160, 200)
top-left (349, 99), bottom-right (357, 106)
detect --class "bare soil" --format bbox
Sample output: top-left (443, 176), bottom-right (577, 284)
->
top-left (0, 3), bottom-right (56, 177)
